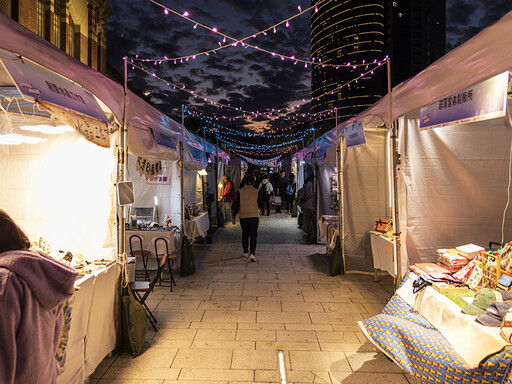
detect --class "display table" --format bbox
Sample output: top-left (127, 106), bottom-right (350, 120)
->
top-left (359, 272), bottom-right (512, 383)
top-left (126, 228), bottom-right (178, 269)
top-left (58, 262), bottom-right (118, 384)
top-left (369, 230), bottom-right (396, 278)
top-left (184, 212), bottom-right (209, 240)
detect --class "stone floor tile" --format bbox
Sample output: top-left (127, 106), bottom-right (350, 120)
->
top-left (232, 349), bottom-right (290, 370)
top-left (329, 372), bottom-right (410, 384)
top-left (202, 310), bottom-right (256, 323)
top-left (345, 352), bottom-right (404, 373)
top-left (171, 348), bottom-right (233, 369)
top-left (237, 322), bottom-right (285, 331)
top-left (289, 351), bottom-right (351, 372)
top-left (276, 330), bottom-right (318, 342)
top-left (112, 348), bottom-right (177, 368)
top-left (189, 321), bottom-right (238, 330)
top-left (256, 340), bottom-right (321, 351)
top-left (281, 301), bottom-right (324, 312)
top-left (152, 310), bottom-right (205, 322)
top-left (309, 312), bottom-right (364, 324)
top-left (236, 329), bottom-right (276, 341)
top-left (194, 328), bottom-right (236, 341)
top-left (155, 300), bottom-right (201, 311)
top-left (257, 311), bottom-right (312, 324)
top-left (240, 300), bottom-right (281, 311)
top-left (178, 368), bottom-right (254, 382)
top-left (151, 328), bottom-right (197, 340)
top-left (316, 331), bottom-right (360, 343)
top-left (198, 300), bottom-right (241, 311)
top-left (285, 323), bottom-right (333, 332)
top-left (191, 340), bottom-right (255, 350)
top-left (319, 342), bottom-right (378, 352)
top-left (102, 366), bottom-right (179, 380)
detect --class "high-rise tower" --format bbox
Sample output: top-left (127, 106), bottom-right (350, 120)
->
top-left (311, 0), bottom-right (445, 130)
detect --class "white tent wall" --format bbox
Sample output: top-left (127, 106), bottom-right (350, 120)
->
top-left (183, 169), bottom-right (201, 206)
top-left (398, 111), bottom-right (512, 267)
top-left (228, 154), bottom-right (242, 192)
top-left (342, 130), bottom-right (389, 272)
top-left (0, 132), bottom-right (114, 259)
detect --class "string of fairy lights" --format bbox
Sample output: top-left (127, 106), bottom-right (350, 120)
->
top-left (129, 59), bottom-right (386, 119)
top-left (140, 0), bottom-right (381, 71)
top-left (123, 1), bottom-right (390, 160)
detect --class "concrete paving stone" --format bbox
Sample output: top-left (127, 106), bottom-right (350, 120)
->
top-left (241, 300), bottom-right (281, 311)
top-left (281, 301), bottom-right (324, 312)
top-left (319, 342), bottom-right (379, 352)
top-left (152, 310), bottom-right (205, 322)
top-left (256, 340), bottom-right (321, 351)
top-left (237, 322), bottom-right (285, 331)
top-left (97, 380), bottom-right (165, 384)
top-left (171, 348), bottom-right (233, 369)
top-left (242, 289), bottom-right (273, 297)
top-left (155, 300), bottom-right (201, 311)
top-left (194, 328), bottom-right (236, 341)
top-left (276, 330), bottom-right (318, 342)
top-left (236, 329), bottom-right (276, 341)
top-left (191, 340), bottom-right (255, 350)
top-left (285, 323), bottom-right (334, 332)
top-left (316, 331), bottom-right (360, 343)
top-left (331, 324), bottom-right (367, 332)
top-left (102, 366), bottom-right (180, 380)
top-left (278, 282), bottom-right (316, 291)
top-left (178, 368), bottom-right (254, 382)
top-left (145, 338), bottom-right (193, 349)
top-left (202, 310), bottom-right (256, 323)
top-left (321, 302), bottom-right (368, 313)
top-left (310, 312), bottom-right (364, 325)
top-left (210, 294), bottom-right (258, 301)
top-left (198, 300), bottom-right (241, 311)
top-left (162, 381), bottom-right (227, 384)
top-left (345, 352), bottom-right (404, 373)
top-left (189, 321), bottom-right (238, 330)
top-left (257, 311), bottom-right (312, 324)
top-left (150, 328), bottom-right (197, 340)
top-left (329, 372), bottom-right (410, 384)
top-left (112, 348), bottom-right (178, 368)
top-left (232, 349), bottom-right (291, 370)
top-left (208, 282), bottom-right (245, 290)
top-left (243, 282), bottom-right (279, 290)
top-left (289, 350), bottom-right (351, 372)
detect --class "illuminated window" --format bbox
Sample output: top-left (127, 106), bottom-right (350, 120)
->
top-left (37, 0), bottom-right (45, 38)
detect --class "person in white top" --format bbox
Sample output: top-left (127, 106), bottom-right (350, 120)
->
top-left (257, 176), bottom-right (273, 216)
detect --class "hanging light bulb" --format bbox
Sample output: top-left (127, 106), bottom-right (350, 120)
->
top-left (183, 11), bottom-right (189, 16)
top-left (164, 9), bottom-right (169, 15)
top-left (298, 5), bottom-right (302, 11)
top-left (286, 20), bottom-right (290, 27)
top-left (273, 27), bottom-right (277, 33)
top-left (315, 6), bottom-right (318, 12)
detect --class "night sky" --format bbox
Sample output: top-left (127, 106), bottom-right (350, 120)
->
top-left (106, 0), bottom-right (512, 136)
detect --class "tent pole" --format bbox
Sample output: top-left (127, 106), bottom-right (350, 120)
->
top-left (180, 105), bottom-right (185, 247)
top-left (387, 58), bottom-right (399, 283)
top-left (215, 135), bottom-right (219, 226)
top-left (335, 108), bottom-right (345, 273)
top-left (118, 57), bottom-right (128, 260)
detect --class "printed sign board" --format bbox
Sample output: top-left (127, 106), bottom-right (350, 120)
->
top-left (345, 121), bottom-right (366, 148)
top-left (420, 72), bottom-right (508, 129)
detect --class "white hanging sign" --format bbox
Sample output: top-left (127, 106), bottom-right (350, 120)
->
top-left (345, 121), bottom-right (366, 148)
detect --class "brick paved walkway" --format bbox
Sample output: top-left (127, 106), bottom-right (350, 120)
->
top-left (91, 214), bottom-right (415, 384)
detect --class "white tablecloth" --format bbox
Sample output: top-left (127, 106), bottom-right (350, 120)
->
top-left (126, 229), bottom-right (178, 270)
top-left (57, 262), bottom-right (118, 384)
top-left (369, 231), bottom-right (395, 277)
top-left (397, 273), bottom-right (509, 368)
top-left (184, 212), bottom-right (209, 239)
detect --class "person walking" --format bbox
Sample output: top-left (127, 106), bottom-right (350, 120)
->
top-left (0, 209), bottom-right (78, 384)
top-left (275, 170), bottom-right (286, 213)
top-left (284, 173), bottom-right (296, 213)
top-left (232, 173), bottom-right (260, 262)
top-left (221, 176), bottom-right (237, 222)
top-left (258, 176), bottom-right (274, 216)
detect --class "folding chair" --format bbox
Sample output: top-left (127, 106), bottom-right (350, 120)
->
top-left (154, 237), bottom-right (177, 292)
top-left (130, 254), bottom-right (167, 332)
top-left (129, 234), bottom-right (150, 281)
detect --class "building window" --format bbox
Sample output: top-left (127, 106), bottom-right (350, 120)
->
top-left (54, 0), bottom-right (64, 48)
top-left (37, 0), bottom-right (45, 38)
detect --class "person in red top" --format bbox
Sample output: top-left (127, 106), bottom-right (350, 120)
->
top-left (221, 175), bottom-right (237, 221)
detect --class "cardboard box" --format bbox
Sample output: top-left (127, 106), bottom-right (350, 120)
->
top-left (432, 282), bottom-right (469, 293)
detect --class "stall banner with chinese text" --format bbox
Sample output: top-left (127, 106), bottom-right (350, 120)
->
top-left (419, 72), bottom-right (508, 129)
